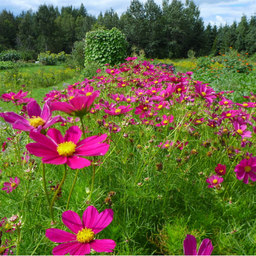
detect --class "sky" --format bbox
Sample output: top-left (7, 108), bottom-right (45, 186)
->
top-left (1, 0), bottom-right (256, 27)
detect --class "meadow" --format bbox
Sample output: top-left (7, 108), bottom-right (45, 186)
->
top-left (1, 53), bottom-right (256, 255)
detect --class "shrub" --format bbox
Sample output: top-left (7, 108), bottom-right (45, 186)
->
top-left (70, 41), bottom-right (85, 68)
top-left (37, 51), bottom-right (68, 65)
top-left (0, 61), bottom-right (14, 70)
top-left (84, 27), bottom-right (128, 66)
top-left (0, 50), bottom-right (21, 61)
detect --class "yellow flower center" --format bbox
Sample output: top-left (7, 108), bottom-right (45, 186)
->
top-left (111, 70), bottom-right (114, 73)
top-left (76, 228), bottom-right (95, 243)
top-left (163, 120), bottom-right (168, 124)
top-left (115, 109), bottom-right (121, 113)
top-left (69, 96), bottom-right (74, 100)
top-left (154, 81), bottom-right (158, 84)
top-left (223, 128), bottom-right (228, 133)
top-left (29, 116), bottom-right (45, 128)
top-left (116, 97), bottom-right (120, 101)
top-left (226, 113), bottom-right (232, 117)
top-left (245, 166), bottom-right (251, 172)
top-left (152, 90), bottom-right (156, 93)
top-left (177, 88), bottom-right (181, 92)
top-left (236, 129), bottom-right (243, 135)
top-left (127, 98), bottom-right (131, 102)
top-left (213, 179), bottom-right (218, 184)
top-left (243, 103), bottom-right (248, 107)
top-left (164, 144), bottom-right (170, 148)
top-left (196, 120), bottom-right (201, 123)
top-left (143, 107), bottom-right (148, 110)
top-left (11, 182), bottom-right (17, 188)
top-left (224, 101), bottom-right (228, 104)
top-left (201, 92), bottom-right (206, 96)
top-left (219, 170), bottom-right (223, 173)
top-left (11, 96), bottom-right (15, 100)
top-left (86, 92), bottom-right (92, 96)
top-left (158, 105), bottom-right (163, 109)
top-left (57, 141), bottom-right (76, 156)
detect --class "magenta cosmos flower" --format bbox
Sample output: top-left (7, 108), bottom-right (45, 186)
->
top-left (26, 126), bottom-right (109, 169)
top-left (215, 164), bottom-right (226, 176)
top-left (183, 234), bottom-right (213, 255)
top-left (0, 99), bottom-right (64, 132)
top-left (206, 175), bottom-right (223, 188)
top-left (234, 157), bottom-right (256, 184)
top-left (45, 206), bottom-right (116, 255)
top-left (2, 177), bottom-right (20, 193)
top-left (1, 90), bottom-right (28, 102)
top-left (51, 93), bottom-right (99, 118)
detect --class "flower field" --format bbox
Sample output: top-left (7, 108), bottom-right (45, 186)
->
top-left (1, 56), bottom-right (256, 255)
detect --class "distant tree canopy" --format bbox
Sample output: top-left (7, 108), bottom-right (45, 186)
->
top-left (1, 0), bottom-right (256, 59)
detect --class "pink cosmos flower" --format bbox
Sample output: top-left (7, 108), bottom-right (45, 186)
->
top-left (51, 93), bottom-right (99, 118)
top-left (1, 90), bottom-right (28, 103)
top-left (46, 206), bottom-right (116, 255)
top-left (155, 115), bottom-right (174, 127)
top-left (206, 175), bottom-right (223, 188)
top-left (215, 164), bottom-right (226, 176)
top-left (233, 122), bottom-right (252, 139)
top-left (234, 157), bottom-right (256, 184)
top-left (2, 177), bottom-right (20, 193)
top-left (194, 83), bottom-right (216, 104)
top-left (104, 105), bottom-right (133, 116)
top-left (26, 126), bottom-right (109, 169)
top-left (183, 234), bottom-right (213, 255)
top-left (106, 69), bottom-right (120, 76)
top-left (0, 99), bottom-right (64, 132)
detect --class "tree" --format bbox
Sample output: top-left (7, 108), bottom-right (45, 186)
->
top-left (0, 9), bottom-right (17, 50)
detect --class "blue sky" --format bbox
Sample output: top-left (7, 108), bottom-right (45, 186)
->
top-left (1, 0), bottom-right (256, 26)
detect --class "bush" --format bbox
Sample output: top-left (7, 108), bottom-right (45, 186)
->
top-left (84, 27), bottom-right (128, 66)
top-left (19, 50), bottom-right (37, 61)
top-left (0, 61), bottom-right (14, 70)
top-left (37, 51), bottom-right (68, 65)
top-left (0, 50), bottom-right (21, 61)
top-left (70, 41), bottom-right (85, 68)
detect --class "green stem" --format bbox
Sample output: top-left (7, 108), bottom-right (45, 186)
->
top-left (16, 226), bottom-right (21, 255)
top-left (66, 169), bottom-right (79, 211)
top-left (50, 165), bottom-right (67, 224)
top-left (15, 135), bottom-right (22, 169)
top-left (80, 117), bottom-right (86, 139)
top-left (89, 158), bottom-right (96, 202)
top-left (42, 163), bottom-right (51, 209)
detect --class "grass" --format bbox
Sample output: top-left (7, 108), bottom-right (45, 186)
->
top-left (1, 57), bottom-right (256, 255)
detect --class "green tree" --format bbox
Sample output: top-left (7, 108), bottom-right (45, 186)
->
top-left (0, 9), bottom-right (17, 50)
top-left (235, 15), bottom-right (249, 52)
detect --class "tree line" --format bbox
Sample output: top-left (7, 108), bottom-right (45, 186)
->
top-left (1, 0), bottom-right (256, 59)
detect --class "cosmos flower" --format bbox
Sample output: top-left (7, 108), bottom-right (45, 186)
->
top-left (183, 234), bottom-right (213, 255)
top-left (0, 99), bottom-right (64, 132)
top-left (46, 206), bottom-right (116, 255)
top-left (2, 177), bottom-right (20, 193)
top-left (206, 175), bottom-right (224, 188)
top-left (26, 126), bottom-right (109, 169)
top-left (234, 157), bottom-right (256, 184)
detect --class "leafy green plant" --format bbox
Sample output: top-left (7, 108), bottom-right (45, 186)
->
top-left (0, 50), bottom-right (21, 61)
top-left (0, 61), bottom-right (14, 70)
top-left (37, 51), bottom-right (68, 65)
top-left (84, 27), bottom-right (128, 66)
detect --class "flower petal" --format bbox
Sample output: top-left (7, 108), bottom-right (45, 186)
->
top-left (47, 128), bottom-right (64, 144)
top-left (0, 112), bottom-right (27, 124)
top-left (41, 100), bottom-right (51, 121)
top-left (26, 143), bottom-right (58, 157)
top-left (70, 243), bottom-right (90, 255)
top-left (62, 210), bottom-right (83, 234)
top-left (183, 234), bottom-right (197, 255)
top-left (42, 155), bottom-right (67, 165)
top-left (45, 228), bottom-right (76, 243)
top-left (90, 239), bottom-right (116, 253)
top-left (52, 242), bottom-right (80, 256)
top-left (12, 120), bottom-right (32, 131)
top-left (91, 208), bottom-right (114, 234)
top-left (82, 206), bottom-right (100, 230)
top-left (75, 143), bottom-right (109, 157)
top-left (249, 171), bottom-right (256, 182)
top-left (77, 134), bottom-right (108, 147)
top-left (66, 156), bottom-right (91, 169)
top-left (27, 100), bottom-right (42, 118)
top-left (197, 238), bottom-right (213, 255)
top-left (29, 130), bottom-right (58, 149)
top-left (51, 102), bottom-right (75, 114)
top-left (64, 126), bottom-right (82, 144)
